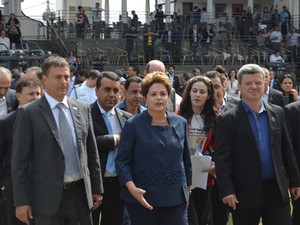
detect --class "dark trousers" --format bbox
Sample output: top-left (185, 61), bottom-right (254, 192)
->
top-left (0, 199), bottom-right (7, 225)
top-left (211, 182), bottom-right (229, 225)
top-left (34, 180), bottom-right (92, 225)
top-left (231, 179), bottom-right (292, 225)
top-left (126, 202), bottom-right (188, 225)
top-left (188, 187), bottom-right (212, 225)
top-left (92, 177), bottom-right (124, 225)
top-left (2, 184), bottom-right (25, 225)
top-left (292, 198), bottom-right (300, 225)
top-left (144, 45), bottom-right (154, 63)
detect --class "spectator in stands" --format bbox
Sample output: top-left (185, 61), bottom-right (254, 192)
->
top-left (269, 25), bottom-right (282, 51)
top-left (162, 24), bottom-right (177, 59)
top-left (269, 50), bottom-right (284, 63)
top-left (278, 74), bottom-right (298, 104)
top-left (279, 6), bottom-right (291, 23)
top-left (66, 50), bottom-right (77, 66)
top-left (82, 8), bottom-right (90, 35)
top-left (126, 24), bottom-right (139, 62)
top-left (201, 23), bottom-right (215, 57)
top-left (256, 31), bottom-right (266, 48)
top-left (189, 23), bottom-right (201, 62)
top-left (281, 17), bottom-right (291, 40)
top-left (200, 7), bottom-right (209, 27)
top-left (143, 25), bottom-right (159, 63)
top-left (92, 2), bottom-right (105, 39)
top-left (261, 7), bottom-right (271, 26)
top-left (6, 13), bottom-right (21, 49)
top-left (92, 52), bottom-right (109, 72)
top-left (0, 30), bottom-right (10, 50)
top-left (155, 4), bottom-right (165, 32)
top-left (131, 10), bottom-right (139, 28)
top-left (76, 6), bottom-right (85, 38)
top-left (190, 6), bottom-right (200, 28)
top-left (285, 28), bottom-right (300, 59)
top-left (270, 9), bottom-right (280, 28)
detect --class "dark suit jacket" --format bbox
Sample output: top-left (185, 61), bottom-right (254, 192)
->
top-left (115, 111), bottom-right (192, 207)
top-left (0, 110), bottom-right (17, 187)
top-left (215, 102), bottom-right (300, 209)
top-left (225, 94), bottom-right (240, 106)
top-left (166, 73), bottom-right (180, 92)
top-left (284, 101), bottom-right (300, 171)
top-left (90, 102), bottom-right (132, 177)
top-left (268, 88), bottom-right (285, 107)
top-left (11, 96), bottom-right (103, 216)
top-left (5, 89), bottom-right (18, 113)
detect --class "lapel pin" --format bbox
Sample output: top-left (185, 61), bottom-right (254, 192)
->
top-left (271, 117), bottom-right (275, 122)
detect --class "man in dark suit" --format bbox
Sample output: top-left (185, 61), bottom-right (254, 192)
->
top-left (91, 71), bottom-right (132, 225)
top-left (215, 64), bottom-right (300, 225)
top-left (67, 65), bottom-right (81, 96)
top-left (262, 67), bottom-right (284, 107)
top-left (0, 77), bottom-right (41, 225)
top-left (166, 64), bottom-right (180, 92)
top-left (0, 67), bottom-right (18, 117)
top-left (284, 102), bottom-right (300, 225)
top-left (11, 56), bottom-right (103, 225)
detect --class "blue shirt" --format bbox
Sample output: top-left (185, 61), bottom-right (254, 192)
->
top-left (242, 101), bottom-right (275, 179)
top-left (116, 99), bottom-right (147, 113)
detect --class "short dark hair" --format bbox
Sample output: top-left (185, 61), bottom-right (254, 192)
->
top-left (88, 69), bottom-right (101, 80)
top-left (129, 65), bottom-right (140, 75)
top-left (42, 56), bottom-right (69, 76)
top-left (168, 64), bottom-right (175, 70)
top-left (124, 76), bottom-right (143, 90)
top-left (16, 77), bottom-right (41, 93)
top-left (96, 71), bottom-right (120, 89)
top-left (204, 70), bottom-right (224, 86)
top-left (69, 65), bottom-right (76, 73)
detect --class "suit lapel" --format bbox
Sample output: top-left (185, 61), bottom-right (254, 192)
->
top-left (265, 103), bottom-right (277, 146)
top-left (92, 102), bottom-right (109, 133)
top-left (236, 104), bottom-right (259, 150)
top-left (115, 108), bottom-right (126, 128)
top-left (39, 96), bottom-right (62, 149)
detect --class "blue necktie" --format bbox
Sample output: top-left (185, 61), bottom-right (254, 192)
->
top-left (103, 112), bottom-right (116, 175)
top-left (56, 103), bottom-right (80, 177)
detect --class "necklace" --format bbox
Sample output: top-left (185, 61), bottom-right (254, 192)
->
top-left (152, 118), bottom-right (167, 125)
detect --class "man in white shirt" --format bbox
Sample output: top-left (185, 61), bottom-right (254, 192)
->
top-left (92, 2), bottom-right (105, 39)
top-left (70, 69), bottom-right (100, 104)
top-left (285, 28), bottom-right (300, 59)
top-left (0, 30), bottom-right (10, 51)
top-left (269, 26), bottom-right (282, 51)
top-left (269, 50), bottom-right (284, 63)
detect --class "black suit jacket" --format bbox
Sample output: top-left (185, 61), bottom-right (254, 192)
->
top-left (0, 110), bottom-right (17, 187)
top-left (90, 102), bottom-right (132, 177)
top-left (284, 101), bottom-right (300, 171)
top-left (268, 88), bottom-right (285, 107)
top-left (5, 89), bottom-right (18, 113)
top-left (12, 96), bottom-right (103, 216)
top-left (215, 102), bottom-right (300, 209)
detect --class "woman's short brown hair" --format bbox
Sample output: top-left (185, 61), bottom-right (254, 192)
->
top-left (142, 72), bottom-right (171, 97)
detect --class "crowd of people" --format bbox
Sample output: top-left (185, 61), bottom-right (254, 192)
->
top-left (0, 3), bottom-right (300, 225)
top-left (0, 53), bottom-right (300, 225)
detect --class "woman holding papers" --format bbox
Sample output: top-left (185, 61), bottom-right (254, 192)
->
top-left (178, 76), bottom-right (217, 225)
top-left (115, 72), bottom-right (192, 225)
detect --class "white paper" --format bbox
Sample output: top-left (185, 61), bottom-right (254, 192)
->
top-left (190, 154), bottom-right (212, 190)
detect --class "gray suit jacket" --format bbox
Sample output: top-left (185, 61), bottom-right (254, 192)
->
top-left (12, 96), bottom-right (103, 216)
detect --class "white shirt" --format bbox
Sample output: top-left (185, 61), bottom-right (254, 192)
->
top-left (270, 31), bottom-right (282, 43)
top-left (44, 92), bottom-right (82, 182)
top-left (285, 32), bottom-right (300, 47)
top-left (70, 81), bottom-right (97, 104)
top-left (0, 37), bottom-right (10, 50)
top-left (0, 97), bottom-right (7, 116)
top-left (92, 7), bottom-right (105, 22)
top-left (269, 54), bottom-right (284, 63)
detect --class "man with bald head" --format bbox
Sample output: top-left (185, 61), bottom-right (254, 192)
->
top-left (144, 59), bottom-right (180, 112)
top-left (0, 67), bottom-right (18, 117)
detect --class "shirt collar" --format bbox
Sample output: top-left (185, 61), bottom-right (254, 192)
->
top-left (241, 100), bottom-right (266, 114)
top-left (97, 101), bottom-right (116, 115)
top-left (44, 92), bottom-right (69, 109)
